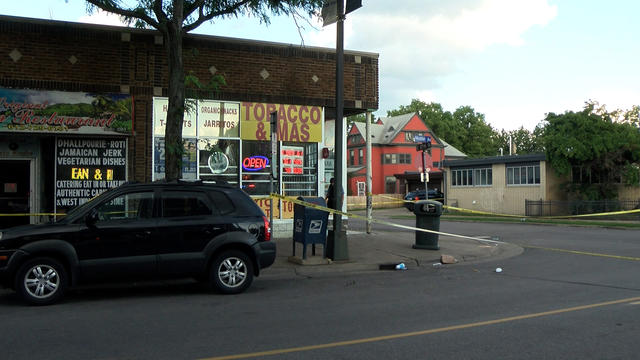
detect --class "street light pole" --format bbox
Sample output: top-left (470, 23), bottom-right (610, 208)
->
top-left (332, 0), bottom-right (348, 260)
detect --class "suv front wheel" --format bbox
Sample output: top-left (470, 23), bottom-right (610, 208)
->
top-left (210, 250), bottom-right (254, 294)
top-left (15, 257), bottom-right (68, 305)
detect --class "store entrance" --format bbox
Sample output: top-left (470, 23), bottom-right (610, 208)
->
top-left (0, 160), bottom-right (31, 229)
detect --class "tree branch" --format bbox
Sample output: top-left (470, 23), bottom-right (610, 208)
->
top-left (85, 0), bottom-right (161, 29)
top-left (153, 0), bottom-right (169, 24)
top-left (184, 0), bottom-right (206, 18)
top-left (183, 0), bottom-right (253, 33)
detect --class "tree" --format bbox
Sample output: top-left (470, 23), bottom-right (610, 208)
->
top-left (542, 102), bottom-right (640, 200)
top-left (450, 105), bottom-right (499, 157)
top-left (86, 0), bottom-right (323, 180)
top-left (387, 99), bottom-right (455, 143)
top-left (494, 126), bottom-right (544, 155)
top-left (387, 100), bottom-right (502, 157)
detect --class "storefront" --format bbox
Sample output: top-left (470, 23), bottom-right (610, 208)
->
top-left (0, 88), bottom-right (131, 228)
top-left (0, 15), bottom-right (379, 230)
top-left (151, 97), bottom-right (325, 219)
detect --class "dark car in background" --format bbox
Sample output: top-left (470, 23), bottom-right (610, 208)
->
top-left (0, 181), bottom-right (275, 305)
top-left (403, 188), bottom-right (444, 211)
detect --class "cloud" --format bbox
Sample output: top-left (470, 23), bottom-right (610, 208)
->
top-left (77, 9), bottom-right (128, 27)
top-left (333, 0), bottom-right (557, 113)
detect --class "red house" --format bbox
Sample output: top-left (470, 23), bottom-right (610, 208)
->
top-left (347, 113), bottom-right (450, 196)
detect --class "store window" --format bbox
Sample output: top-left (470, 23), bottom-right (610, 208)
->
top-left (240, 140), bottom-right (274, 196)
top-left (199, 138), bottom-right (240, 186)
top-left (281, 142), bottom-right (318, 197)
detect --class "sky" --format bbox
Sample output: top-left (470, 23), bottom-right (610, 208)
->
top-left (3, 0), bottom-right (639, 131)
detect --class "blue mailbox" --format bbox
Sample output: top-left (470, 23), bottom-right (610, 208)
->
top-left (292, 196), bottom-right (329, 259)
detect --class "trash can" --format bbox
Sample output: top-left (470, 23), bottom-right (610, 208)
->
top-left (292, 197), bottom-right (329, 259)
top-left (413, 200), bottom-right (442, 250)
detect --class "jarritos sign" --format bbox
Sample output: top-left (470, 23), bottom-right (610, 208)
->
top-left (0, 88), bottom-right (132, 135)
top-left (240, 102), bottom-right (322, 142)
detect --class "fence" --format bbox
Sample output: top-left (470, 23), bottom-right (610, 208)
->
top-left (347, 194), bottom-right (404, 210)
top-left (525, 199), bottom-right (640, 218)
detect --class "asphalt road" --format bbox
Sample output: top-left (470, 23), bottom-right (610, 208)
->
top-left (1, 216), bottom-right (639, 359)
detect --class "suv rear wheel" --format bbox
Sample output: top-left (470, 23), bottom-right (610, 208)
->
top-left (15, 257), bottom-right (68, 305)
top-left (210, 250), bottom-right (253, 294)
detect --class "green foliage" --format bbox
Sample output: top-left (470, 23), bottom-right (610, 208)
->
top-left (387, 99), bottom-right (500, 157)
top-left (85, 0), bottom-right (324, 180)
top-left (542, 102), bottom-right (640, 200)
top-left (495, 126), bottom-right (544, 155)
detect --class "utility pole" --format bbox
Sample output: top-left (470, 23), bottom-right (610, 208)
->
top-left (332, 0), bottom-right (348, 260)
top-left (366, 110), bottom-right (372, 233)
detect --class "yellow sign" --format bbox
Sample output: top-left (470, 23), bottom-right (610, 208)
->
top-left (240, 102), bottom-right (322, 142)
top-left (253, 196), bottom-right (296, 219)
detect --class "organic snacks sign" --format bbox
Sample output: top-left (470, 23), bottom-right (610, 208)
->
top-left (0, 88), bottom-right (132, 135)
top-left (240, 102), bottom-right (323, 142)
top-left (55, 137), bottom-right (127, 211)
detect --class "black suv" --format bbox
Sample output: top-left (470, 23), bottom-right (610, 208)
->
top-left (403, 188), bottom-right (444, 211)
top-left (0, 181), bottom-right (275, 305)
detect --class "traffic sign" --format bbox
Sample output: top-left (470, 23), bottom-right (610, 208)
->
top-left (413, 135), bottom-right (431, 143)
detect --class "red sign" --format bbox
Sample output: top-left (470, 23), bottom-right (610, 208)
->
top-left (242, 156), bottom-right (269, 171)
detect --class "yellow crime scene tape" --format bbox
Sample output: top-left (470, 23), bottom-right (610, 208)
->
top-left (378, 194), bottom-right (640, 219)
top-left (0, 213), bottom-right (60, 217)
top-left (270, 193), bottom-right (504, 245)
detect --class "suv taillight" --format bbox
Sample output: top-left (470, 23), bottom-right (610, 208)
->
top-left (263, 216), bottom-right (271, 242)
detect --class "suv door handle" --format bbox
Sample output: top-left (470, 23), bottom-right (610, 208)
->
top-left (204, 226), bottom-right (222, 235)
top-left (136, 230), bottom-right (152, 238)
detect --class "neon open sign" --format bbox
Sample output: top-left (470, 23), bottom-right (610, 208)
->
top-left (242, 155), bottom-right (269, 171)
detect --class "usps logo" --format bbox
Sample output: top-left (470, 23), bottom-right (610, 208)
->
top-left (295, 219), bottom-right (303, 233)
top-left (308, 220), bottom-right (323, 234)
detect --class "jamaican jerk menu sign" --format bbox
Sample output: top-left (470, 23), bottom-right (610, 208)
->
top-left (55, 138), bottom-right (127, 212)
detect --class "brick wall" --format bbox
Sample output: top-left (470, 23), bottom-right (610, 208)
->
top-left (1, 15), bottom-right (379, 182)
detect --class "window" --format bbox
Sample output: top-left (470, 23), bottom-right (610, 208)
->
top-left (161, 191), bottom-right (212, 217)
top-left (207, 190), bottom-right (235, 215)
top-left (358, 149), bottom-right (364, 165)
top-left (507, 164), bottom-right (540, 185)
top-left (451, 168), bottom-right (492, 187)
top-left (381, 153), bottom-right (411, 164)
top-left (350, 150), bottom-right (355, 165)
top-left (571, 166), bottom-right (621, 184)
top-left (199, 138), bottom-right (240, 185)
top-left (95, 191), bottom-right (153, 222)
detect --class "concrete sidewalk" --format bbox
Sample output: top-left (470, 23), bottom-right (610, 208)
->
top-left (265, 227), bottom-right (523, 279)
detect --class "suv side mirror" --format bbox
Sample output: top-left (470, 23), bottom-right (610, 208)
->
top-left (85, 208), bottom-right (99, 227)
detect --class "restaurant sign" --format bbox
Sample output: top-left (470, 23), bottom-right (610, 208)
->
top-left (0, 88), bottom-right (132, 135)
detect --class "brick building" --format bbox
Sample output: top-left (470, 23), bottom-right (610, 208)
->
top-left (0, 15), bottom-right (379, 228)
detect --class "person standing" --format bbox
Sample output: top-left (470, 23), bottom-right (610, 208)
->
top-left (325, 177), bottom-right (343, 210)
